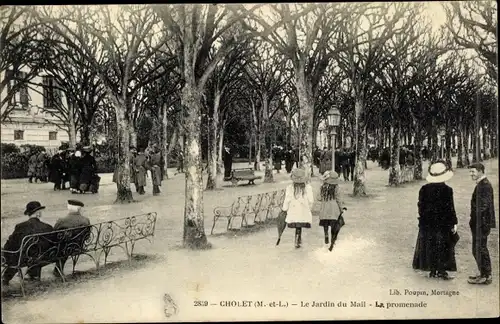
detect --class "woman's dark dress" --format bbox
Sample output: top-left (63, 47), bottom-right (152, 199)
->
top-left (412, 182), bottom-right (458, 272)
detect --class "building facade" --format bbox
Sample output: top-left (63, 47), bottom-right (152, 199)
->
top-left (1, 69), bottom-right (77, 151)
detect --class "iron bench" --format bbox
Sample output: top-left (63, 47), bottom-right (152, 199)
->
top-left (225, 168), bottom-right (262, 186)
top-left (211, 189), bottom-right (286, 234)
top-left (1, 212), bottom-right (157, 297)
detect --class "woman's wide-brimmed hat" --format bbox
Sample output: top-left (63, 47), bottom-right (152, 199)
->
top-left (24, 201), bottom-right (46, 216)
top-left (323, 171), bottom-right (340, 185)
top-left (426, 161), bottom-right (453, 183)
top-left (291, 168), bottom-right (307, 184)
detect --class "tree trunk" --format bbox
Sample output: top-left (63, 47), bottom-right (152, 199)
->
top-left (472, 127), bottom-right (478, 162)
top-left (130, 128), bottom-right (137, 149)
top-left (263, 93), bottom-right (274, 183)
top-left (286, 112), bottom-right (292, 149)
top-left (252, 101), bottom-right (262, 171)
top-left (482, 126), bottom-right (488, 159)
top-left (248, 129), bottom-right (253, 165)
top-left (388, 118), bottom-right (401, 186)
top-left (67, 100), bottom-right (77, 147)
top-left (414, 124), bottom-right (423, 180)
top-left (431, 127), bottom-right (438, 162)
top-left (181, 81), bottom-right (209, 249)
top-left (206, 90), bottom-right (220, 190)
top-left (353, 97), bottom-right (368, 196)
top-left (457, 125), bottom-right (465, 168)
top-left (80, 126), bottom-right (91, 146)
top-left (217, 125), bottom-right (224, 175)
top-left (294, 65), bottom-right (314, 178)
top-left (464, 126), bottom-right (470, 166)
top-left (112, 95), bottom-right (133, 203)
top-left (445, 124), bottom-right (452, 167)
top-left (161, 103), bottom-right (170, 179)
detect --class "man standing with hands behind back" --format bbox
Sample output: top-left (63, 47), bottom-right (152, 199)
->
top-left (467, 163), bottom-right (496, 285)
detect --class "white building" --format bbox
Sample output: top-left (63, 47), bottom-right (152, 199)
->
top-left (1, 69), bottom-right (78, 151)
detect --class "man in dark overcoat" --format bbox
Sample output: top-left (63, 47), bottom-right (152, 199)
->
top-left (339, 149), bottom-right (350, 181)
top-left (348, 150), bottom-right (356, 181)
top-left (134, 148), bottom-right (148, 195)
top-left (222, 146), bottom-right (233, 180)
top-left (284, 146), bottom-right (294, 174)
top-left (79, 147), bottom-right (97, 193)
top-left (467, 163), bottom-right (496, 285)
top-left (36, 152), bottom-right (47, 182)
top-left (2, 201), bottom-right (54, 286)
top-left (68, 150), bottom-right (82, 193)
top-left (149, 146), bottom-right (163, 196)
top-left (49, 151), bottom-right (64, 190)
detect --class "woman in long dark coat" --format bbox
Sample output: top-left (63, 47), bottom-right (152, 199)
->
top-left (412, 160), bottom-right (458, 280)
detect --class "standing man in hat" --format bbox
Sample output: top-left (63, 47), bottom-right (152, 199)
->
top-left (2, 201), bottom-right (54, 286)
top-left (281, 168), bottom-right (314, 248)
top-left (134, 147), bottom-right (148, 195)
top-left (467, 163), bottom-right (496, 285)
top-left (28, 152), bottom-right (38, 183)
top-left (222, 145), bottom-right (233, 180)
top-left (52, 200), bottom-right (90, 277)
top-left (412, 160), bottom-right (458, 280)
top-left (69, 150), bottom-right (82, 193)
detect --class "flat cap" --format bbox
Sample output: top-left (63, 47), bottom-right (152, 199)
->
top-left (67, 199), bottom-right (84, 207)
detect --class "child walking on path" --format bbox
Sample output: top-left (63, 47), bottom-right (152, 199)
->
top-left (318, 171), bottom-right (347, 250)
top-left (282, 168), bottom-right (314, 248)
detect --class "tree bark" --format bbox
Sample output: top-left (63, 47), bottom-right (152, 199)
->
top-left (161, 103), bottom-right (170, 179)
top-left (206, 90), bottom-right (220, 190)
top-left (388, 118), bottom-right (401, 186)
top-left (67, 99), bottom-right (77, 147)
top-left (262, 92), bottom-right (274, 183)
top-left (464, 126), bottom-right (471, 166)
top-left (217, 125), bottom-right (224, 175)
top-left (414, 124), bottom-right (423, 180)
top-left (112, 95), bottom-right (134, 203)
top-left (252, 101), bottom-right (262, 171)
top-left (294, 65), bottom-right (314, 178)
top-left (130, 128), bottom-right (138, 149)
top-left (457, 125), bottom-right (465, 168)
top-left (181, 82), bottom-right (209, 249)
top-left (353, 97), bottom-right (368, 196)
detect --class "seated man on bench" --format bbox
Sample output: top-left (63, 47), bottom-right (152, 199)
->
top-left (2, 201), bottom-right (54, 286)
top-left (52, 199), bottom-right (90, 277)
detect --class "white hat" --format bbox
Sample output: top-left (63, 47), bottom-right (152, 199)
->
top-left (75, 151), bottom-right (82, 157)
top-left (426, 161), bottom-right (453, 183)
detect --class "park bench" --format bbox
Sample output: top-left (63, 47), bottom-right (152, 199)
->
top-left (225, 168), bottom-right (262, 186)
top-left (211, 188), bottom-right (286, 234)
top-left (1, 212), bottom-right (157, 297)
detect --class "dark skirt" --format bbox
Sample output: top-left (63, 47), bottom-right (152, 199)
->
top-left (287, 222), bottom-right (311, 228)
top-left (319, 219), bottom-right (337, 227)
top-left (412, 228), bottom-right (457, 272)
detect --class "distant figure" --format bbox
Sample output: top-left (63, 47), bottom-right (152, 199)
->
top-left (79, 146), bottom-right (97, 194)
top-left (134, 148), bottom-right (148, 195)
top-left (69, 150), bottom-right (82, 193)
top-left (284, 146), bottom-right (294, 174)
top-left (28, 153), bottom-right (38, 183)
top-left (53, 200), bottom-right (90, 277)
top-left (412, 161), bottom-right (457, 280)
top-left (223, 146), bottom-right (233, 180)
top-left (149, 146), bottom-right (163, 196)
top-left (467, 163), bottom-right (496, 285)
top-left (2, 201), bottom-right (54, 286)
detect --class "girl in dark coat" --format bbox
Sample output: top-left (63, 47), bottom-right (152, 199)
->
top-left (412, 160), bottom-right (458, 280)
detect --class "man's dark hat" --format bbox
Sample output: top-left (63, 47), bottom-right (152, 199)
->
top-left (24, 201), bottom-right (46, 216)
top-left (82, 146), bottom-right (92, 152)
top-left (68, 199), bottom-right (85, 207)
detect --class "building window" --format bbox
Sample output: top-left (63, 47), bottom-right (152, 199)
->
top-left (14, 130), bottom-right (24, 140)
top-left (49, 131), bottom-right (57, 140)
top-left (5, 70), bottom-right (30, 109)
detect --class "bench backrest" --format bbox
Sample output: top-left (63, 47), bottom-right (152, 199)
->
top-left (232, 169), bottom-right (255, 177)
top-left (225, 189), bottom-right (286, 217)
top-left (7, 212), bottom-right (158, 269)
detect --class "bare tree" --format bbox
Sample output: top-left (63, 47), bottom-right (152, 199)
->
top-left (155, 4), bottom-right (252, 249)
top-left (237, 3), bottom-right (350, 177)
top-left (443, 1), bottom-right (497, 81)
top-left (334, 2), bottom-right (417, 196)
top-left (1, 7), bottom-right (46, 121)
top-left (244, 43), bottom-right (290, 181)
top-left (37, 5), bottom-right (176, 203)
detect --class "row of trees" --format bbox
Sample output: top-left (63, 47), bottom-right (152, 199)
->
top-left (1, 2), bottom-right (497, 248)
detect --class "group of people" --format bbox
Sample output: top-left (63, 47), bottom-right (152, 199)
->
top-left (272, 146), bottom-right (301, 174)
top-left (27, 146), bottom-right (100, 194)
top-left (113, 145), bottom-right (164, 196)
top-left (280, 168), bottom-right (347, 250)
top-left (2, 199), bottom-right (90, 286)
top-left (313, 147), bottom-right (356, 182)
top-left (412, 161), bottom-right (495, 285)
